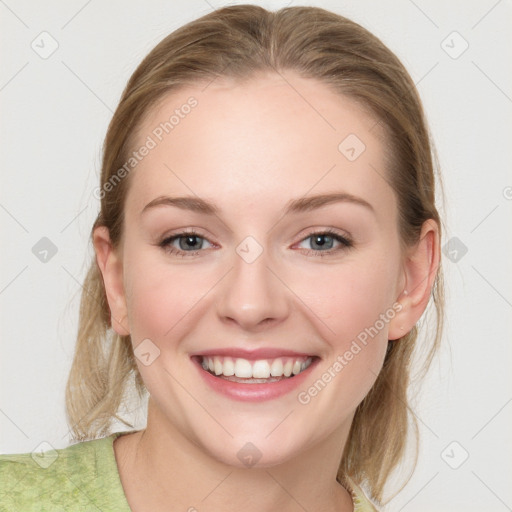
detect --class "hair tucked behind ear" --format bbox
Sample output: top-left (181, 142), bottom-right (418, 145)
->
top-left (65, 4), bottom-right (444, 505)
top-left (65, 262), bottom-right (146, 440)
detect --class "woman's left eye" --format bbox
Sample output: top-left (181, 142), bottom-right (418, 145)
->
top-left (296, 231), bottom-right (353, 256)
top-left (159, 230), bottom-right (353, 257)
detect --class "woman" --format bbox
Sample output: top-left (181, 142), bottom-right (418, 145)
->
top-left (0, 5), bottom-right (443, 511)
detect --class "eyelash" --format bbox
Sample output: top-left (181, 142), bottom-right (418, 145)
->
top-left (158, 229), bottom-right (353, 258)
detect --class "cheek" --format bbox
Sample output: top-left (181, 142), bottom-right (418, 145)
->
top-left (298, 255), bottom-right (399, 344)
top-left (123, 248), bottom-right (217, 345)
top-left (294, 261), bottom-right (396, 418)
top-left (125, 266), bottom-right (189, 341)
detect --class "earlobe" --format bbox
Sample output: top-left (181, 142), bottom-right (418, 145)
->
top-left (388, 219), bottom-right (440, 340)
top-left (388, 294), bottom-right (412, 340)
top-left (93, 226), bottom-right (130, 336)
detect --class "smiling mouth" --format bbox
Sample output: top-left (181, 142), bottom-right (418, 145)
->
top-left (197, 355), bottom-right (315, 383)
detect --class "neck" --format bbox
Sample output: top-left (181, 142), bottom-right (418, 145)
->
top-left (114, 399), bottom-right (355, 512)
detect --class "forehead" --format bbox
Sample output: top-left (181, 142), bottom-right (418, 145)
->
top-left (126, 71), bottom-right (395, 222)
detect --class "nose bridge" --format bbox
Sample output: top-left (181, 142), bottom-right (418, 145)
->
top-left (216, 235), bottom-right (290, 330)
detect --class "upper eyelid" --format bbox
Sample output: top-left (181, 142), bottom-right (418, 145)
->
top-left (298, 231), bottom-right (351, 243)
top-left (160, 231), bottom-right (215, 248)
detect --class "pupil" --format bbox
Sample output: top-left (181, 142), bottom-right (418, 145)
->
top-left (181, 235), bottom-right (200, 250)
top-left (313, 235), bottom-right (332, 250)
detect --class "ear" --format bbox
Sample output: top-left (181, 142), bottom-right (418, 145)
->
top-left (93, 226), bottom-right (130, 336)
top-left (388, 219), bottom-right (440, 340)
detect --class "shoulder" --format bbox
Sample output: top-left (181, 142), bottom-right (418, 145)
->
top-left (0, 431), bottom-right (134, 511)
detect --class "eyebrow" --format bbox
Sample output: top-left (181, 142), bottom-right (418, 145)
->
top-left (141, 192), bottom-right (375, 216)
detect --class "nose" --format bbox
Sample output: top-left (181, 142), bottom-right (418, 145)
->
top-left (215, 243), bottom-right (291, 332)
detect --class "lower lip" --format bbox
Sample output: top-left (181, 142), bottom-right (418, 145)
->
top-left (192, 357), bottom-right (319, 402)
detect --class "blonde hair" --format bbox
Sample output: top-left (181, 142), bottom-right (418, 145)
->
top-left (65, 4), bottom-right (444, 505)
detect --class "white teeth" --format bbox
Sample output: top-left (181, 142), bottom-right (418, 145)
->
top-left (234, 358), bottom-right (253, 378)
top-left (252, 360), bottom-right (271, 379)
top-left (223, 357), bottom-right (235, 376)
top-left (201, 356), bottom-right (313, 379)
top-left (270, 359), bottom-right (284, 377)
top-left (214, 356), bottom-right (223, 376)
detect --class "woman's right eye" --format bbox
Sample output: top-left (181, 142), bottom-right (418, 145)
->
top-left (159, 231), bottom-right (213, 257)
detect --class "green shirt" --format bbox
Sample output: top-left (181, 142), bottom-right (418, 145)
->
top-left (0, 431), bottom-right (377, 511)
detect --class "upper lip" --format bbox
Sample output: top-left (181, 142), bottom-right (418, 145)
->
top-left (190, 347), bottom-right (317, 360)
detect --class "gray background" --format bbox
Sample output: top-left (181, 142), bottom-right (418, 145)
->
top-left (1, 0), bottom-right (511, 510)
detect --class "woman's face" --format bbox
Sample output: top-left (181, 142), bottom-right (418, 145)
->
top-left (107, 71), bottom-right (409, 467)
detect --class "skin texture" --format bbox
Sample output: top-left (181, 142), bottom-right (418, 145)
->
top-left (94, 71), bottom-right (439, 511)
